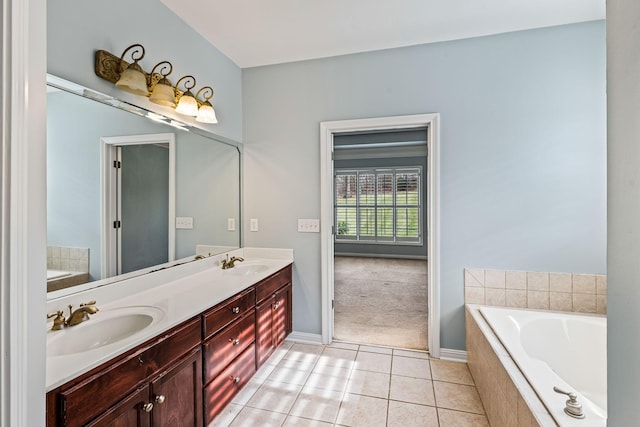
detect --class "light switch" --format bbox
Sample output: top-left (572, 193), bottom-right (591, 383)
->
top-left (298, 219), bottom-right (320, 233)
top-left (250, 218), bottom-right (259, 232)
top-left (176, 217), bottom-right (193, 229)
top-left (227, 218), bottom-right (236, 231)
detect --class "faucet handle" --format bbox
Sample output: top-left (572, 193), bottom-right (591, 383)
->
top-left (80, 300), bottom-right (97, 307)
top-left (47, 310), bottom-right (66, 331)
top-left (553, 386), bottom-right (585, 419)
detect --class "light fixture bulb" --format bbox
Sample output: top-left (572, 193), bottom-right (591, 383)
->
top-left (149, 79), bottom-right (176, 107)
top-left (115, 63), bottom-right (149, 96)
top-left (175, 91), bottom-right (199, 116)
top-left (196, 101), bottom-right (218, 124)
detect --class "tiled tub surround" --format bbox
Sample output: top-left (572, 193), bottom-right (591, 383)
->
top-left (466, 305), bottom-right (554, 427)
top-left (464, 268), bottom-right (606, 314)
top-left (46, 246), bottom-right (90, 292)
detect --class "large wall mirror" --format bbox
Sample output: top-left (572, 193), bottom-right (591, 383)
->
top-left (46, 74), bottom-right (241, 298)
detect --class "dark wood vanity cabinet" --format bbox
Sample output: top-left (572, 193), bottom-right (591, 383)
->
top-left (255, 267), bottom-right (293, 368)
top-left (202, 288), bottom-right (257, 424)
top-left (47, 319), bottom-right (202, 427)
top-left (86, 349), bottom-right (202, 427)
top-left (46, 263), bottom-right (293, 427)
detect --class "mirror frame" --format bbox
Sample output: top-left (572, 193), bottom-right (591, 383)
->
top-left (46, 73), bottom-right (243, 300)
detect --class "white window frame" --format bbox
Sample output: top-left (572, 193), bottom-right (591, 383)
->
top-left (334, 166), bottom-right (422, 245)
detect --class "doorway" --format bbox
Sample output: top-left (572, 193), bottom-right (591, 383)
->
top-left (100, 133), bottom-right (176, 279)
top-left (331, 128), bottom-right (428, 349)
top-left (320, 114), bottom-right (441, 357)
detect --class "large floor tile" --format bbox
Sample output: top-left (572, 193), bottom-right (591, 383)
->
top-left (335, 393), bottom-right (388, 427)
top-left (392, 355), bottom-right (431, 379)
top-left (282, 416), bottom-right (334, 427)
top-left (387, 400), bottom-right (439, 427)
top-left (289, 386), bottom-right (343, 423)
top-left (433, 381), bottom-right (485, 414)
top-left (346, 369), bottom-right (390, 399)
top-left (209, 403), bottom-right (242, 427)
top-left (268, 364), bottom-right (313, 386)
top-left (393, 348), bottom-right (430, 359)
top-left (306, 369), bottom-right (350, 392)
top-left (430, 359), bottom-right (475, 385)
top-left (389, 375), bottom-right (435, 406)
top-left (353, 351), bottom-right (392, 374)
top-left (245, 380), bottom-right (302, 414)
top-left (359, 344), bottom-right (393, 355)
top-left (317, 347), bottom-right (358, 369)
top-left (283, 343), bottom-right (324, 364)
top-left (437, 408), bottom-right (490, 427)
top-left (228, 407), bottom-right (287, 427)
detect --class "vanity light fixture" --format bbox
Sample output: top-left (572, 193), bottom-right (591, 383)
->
top-left (94, 44), bottom-right (220, 124)
top-left (174, 76), bottom-right (199, 117)
top-left (195, 86), bottom-right (218, 124)
top-left (114, 44), bottom-right (149, 96)
top-left (148, 61), bottom-right (176, 107)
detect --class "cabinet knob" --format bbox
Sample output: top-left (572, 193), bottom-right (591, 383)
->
top-left (232, 307), bottom-right (240, 314)
top-left (154, 394), bottom-right (166, 405)
top-left (273, 301), bottom-right (280, 309)
top-left (232, 338), bottom-right (240, 346)
top-left (233, 376), bottom-right (241, 384)
top-left (141, 402), bottom-right (154, 413)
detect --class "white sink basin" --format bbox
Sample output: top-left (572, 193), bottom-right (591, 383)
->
top-left (47, 306), bottom-right (164, 357)
top-left (224, 263), bottom-right (270, 276)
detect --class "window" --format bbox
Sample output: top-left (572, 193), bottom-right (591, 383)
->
top-left (335, 167), bottom-right (421, 244)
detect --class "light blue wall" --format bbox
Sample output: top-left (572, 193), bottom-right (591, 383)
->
top-left (48, 0), bottom-right (243, 142)
top-left (606, 0), bottom-right (640, 423)
top-left (242, 21), bottom-right (606, 350)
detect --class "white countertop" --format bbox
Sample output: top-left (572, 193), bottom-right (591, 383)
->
top-left (46, 247), bottom-right (293, 391)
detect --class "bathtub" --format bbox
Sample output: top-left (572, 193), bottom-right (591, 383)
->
top-left (479, 306), bottom-right (606, 427)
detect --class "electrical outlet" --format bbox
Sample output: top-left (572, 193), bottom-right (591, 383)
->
top-left (250, 218), bottom-right (259, 232)
top-left (176, 217), bottom-right (193, 229)
top-left (298, 219), bottom-right (320, 233)
top-left (227, 218), bottom-right (236, 231)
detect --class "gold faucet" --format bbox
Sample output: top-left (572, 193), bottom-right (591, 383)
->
top-left (221, 255), bottom-right (244, 269)
top-left (66, 301), bottom-right (99, 326)
top-left (47, 310), bottom-right (67, 331)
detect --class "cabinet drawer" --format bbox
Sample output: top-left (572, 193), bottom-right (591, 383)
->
top-left (58, 318), bottom-right (200, 427)
top-left (203, 312), bottom-right (255, 382)
top-left (204, 343), bottom-right (256, 425)
top-left (255, 265), bottom-right (292, 303)
top-left (203, 288), bottom-right (255, 339)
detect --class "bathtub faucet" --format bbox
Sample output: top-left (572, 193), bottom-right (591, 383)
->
top-left (553, 386), bottom-right (585, 419)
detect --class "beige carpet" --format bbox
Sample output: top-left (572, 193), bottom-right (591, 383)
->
top-left (333, 256), bottom-right (428, 350)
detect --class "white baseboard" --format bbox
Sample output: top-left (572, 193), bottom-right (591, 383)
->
top-left (286, 331), bottom-right (323, 345)
top-left (438, 348), bottom-right (467, 362)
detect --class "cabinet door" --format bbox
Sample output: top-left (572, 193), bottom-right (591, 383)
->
top-left (150, 348), bottom-right (203, 427)
top-left (85, 385), bottom-right (151, 427)
top-left (273, 284), bottom-right (290, 348)
top-left (255, 298), bottom-right (275, 368)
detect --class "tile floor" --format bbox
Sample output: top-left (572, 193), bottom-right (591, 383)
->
top-left (210, 341), bottom-right (490, 427)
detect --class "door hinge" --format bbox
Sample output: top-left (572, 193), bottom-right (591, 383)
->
top-left (332, 225), bottom-right (335, 235)
top-left (332, 299), bottom-right (334, 309)
top-left (113, 220), bottom-right (121, 229)
top-left (113, 160), bottom-right (121, 168)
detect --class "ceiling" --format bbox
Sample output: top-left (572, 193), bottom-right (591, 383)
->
top-left (160, 0), bottom-right (605, 69)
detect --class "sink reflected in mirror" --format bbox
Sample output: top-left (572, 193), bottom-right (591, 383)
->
top-left (47, 306), bottom-right (165, 356)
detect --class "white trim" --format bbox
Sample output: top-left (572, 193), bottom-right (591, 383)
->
top-left (320, 114), bottom-right (441, 358)
top-left (438, 348), bottom-right (467, 362)
top-left (286, 332), bottom-right (324, 345)
top-left (1, 0), bottom-right (47, 425)
top-left (100, 133), bottom-right (176, 279)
